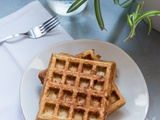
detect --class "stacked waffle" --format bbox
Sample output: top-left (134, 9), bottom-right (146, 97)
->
top-left (36, 49), bottom-right (126, 120)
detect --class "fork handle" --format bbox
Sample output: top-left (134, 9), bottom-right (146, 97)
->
top-left (0, 33), bottom-right (27, 43)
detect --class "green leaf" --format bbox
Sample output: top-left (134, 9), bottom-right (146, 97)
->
top-left (132, 12), bottom-right (137, 22)
top-left (135, 3), bottom-right (141, 15)
top-left (113, 0), bottom-right (133, 8)
top-left (124, 1), bottom-right (160, 42)
top-left (134, 10), bottom-right (160, 24)
top-left (67, 0), bottom-right (87, 13)
top-left (146, 17), bottom-right (153, 35)
top-left (127, 14), bottom-right (133, 27)
top-left (94, 0), bottom-right (105, 30)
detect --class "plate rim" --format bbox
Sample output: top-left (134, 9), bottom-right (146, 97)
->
top-left (20, 39), bottom-right (149, 120)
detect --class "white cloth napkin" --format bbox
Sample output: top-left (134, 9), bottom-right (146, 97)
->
top-left (0, 1), bottom-right (72, 120)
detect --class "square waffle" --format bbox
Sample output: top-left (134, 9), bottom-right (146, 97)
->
top-left (38, 49), bottom-right (126, 116)
top-left (36, 53), bottom-right (116, 120)
top-left (38, 49), bottom-right (100, 84)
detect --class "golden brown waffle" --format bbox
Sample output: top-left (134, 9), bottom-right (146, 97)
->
top-left (108, 83), bottom-right (126, 116)
top-left (36, 53), bottom-right (116, 120)
top-left (75, 49), bottom-right (101, 61)
top-left (76, 50), bottom-right (126, 116)
top-left (38, 49), bottom-right (126, 116)
top-left (38, 49), bottom-right (101, 84)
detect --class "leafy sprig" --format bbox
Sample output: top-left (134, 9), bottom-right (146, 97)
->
top-left (67, 0), bottom-right (133, 30)
top-left (67, 0), bottom-right (87, 13)
top-left (67, 0), bottom-right (160, 42)
top-left (123, 1), bottom-right (160, 42)
top-left (94, 0), bottom-right (105, 30)
top-left (67, 0), bottom-right (105, 30)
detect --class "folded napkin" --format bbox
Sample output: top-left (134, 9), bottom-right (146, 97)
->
top-left (0, 1), bottom-right (72, 120)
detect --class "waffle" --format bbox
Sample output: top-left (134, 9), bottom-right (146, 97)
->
top-left (108, 83), bottom-right (126, 116)
top-left (38, 49), bottom-right (100, 84)
top-left (38, 49), bottom-right (126, 116)
top-left (36, 53), bottom-right (116, 120)
top-left (75, 49), bottom-right (101, 61)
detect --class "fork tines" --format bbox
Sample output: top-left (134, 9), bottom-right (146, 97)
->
top-left (40, 16), bottom-right (60, 33)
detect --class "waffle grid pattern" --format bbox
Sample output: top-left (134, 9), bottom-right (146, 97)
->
top-left (37, 53), bottom-right (116, 120)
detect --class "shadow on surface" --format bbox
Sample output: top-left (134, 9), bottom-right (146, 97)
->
top-left (106, 6), bottom-right (133, 44)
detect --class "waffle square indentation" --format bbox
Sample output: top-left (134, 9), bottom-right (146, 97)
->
top-left (88, 111), bottom-right (99, 120)
top-left (83, 54), bottom-right (93, 60)
top-left (62, 90), bottom-right (73, 101)
top-left (48, 87), bottom-right (59, 99)
top-left (56, 59), bottom-right (66, 69)
top-left (73, 109), bottom-right (85, 120)
top-left (52, 72), bottom-right (63, 83)
top-left (43, 103), bottom-right (55, 115)
top-left (76, 93), bottom-right (87, 106)
top-left (109, 91), bottom-right (120, 104)
top-left (90, 96), bottom-right (102, 108)
top-left (82, 64), bottom-right (93, 74)
top-left (79, 78), bottom-right (90, 89)
top-left (96, 66), bottom-right (107, 76)
top-left (65, 75), bottom-right (76, 86)
top-left (69, 62), bottom-right (79, 72)
top-left (58, 106), bottom-right (70, 118)
top-left (93, 80), bottom-right (104, 91)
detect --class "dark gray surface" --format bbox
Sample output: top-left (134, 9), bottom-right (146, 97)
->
top-left (0, 0), bottom-right (160, 119)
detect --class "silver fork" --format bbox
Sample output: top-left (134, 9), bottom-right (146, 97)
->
top-left (0, 16), bottom-right (60, 43)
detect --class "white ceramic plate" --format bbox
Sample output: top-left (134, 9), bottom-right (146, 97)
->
top-left (20, 39), bottom-right (149, 120)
